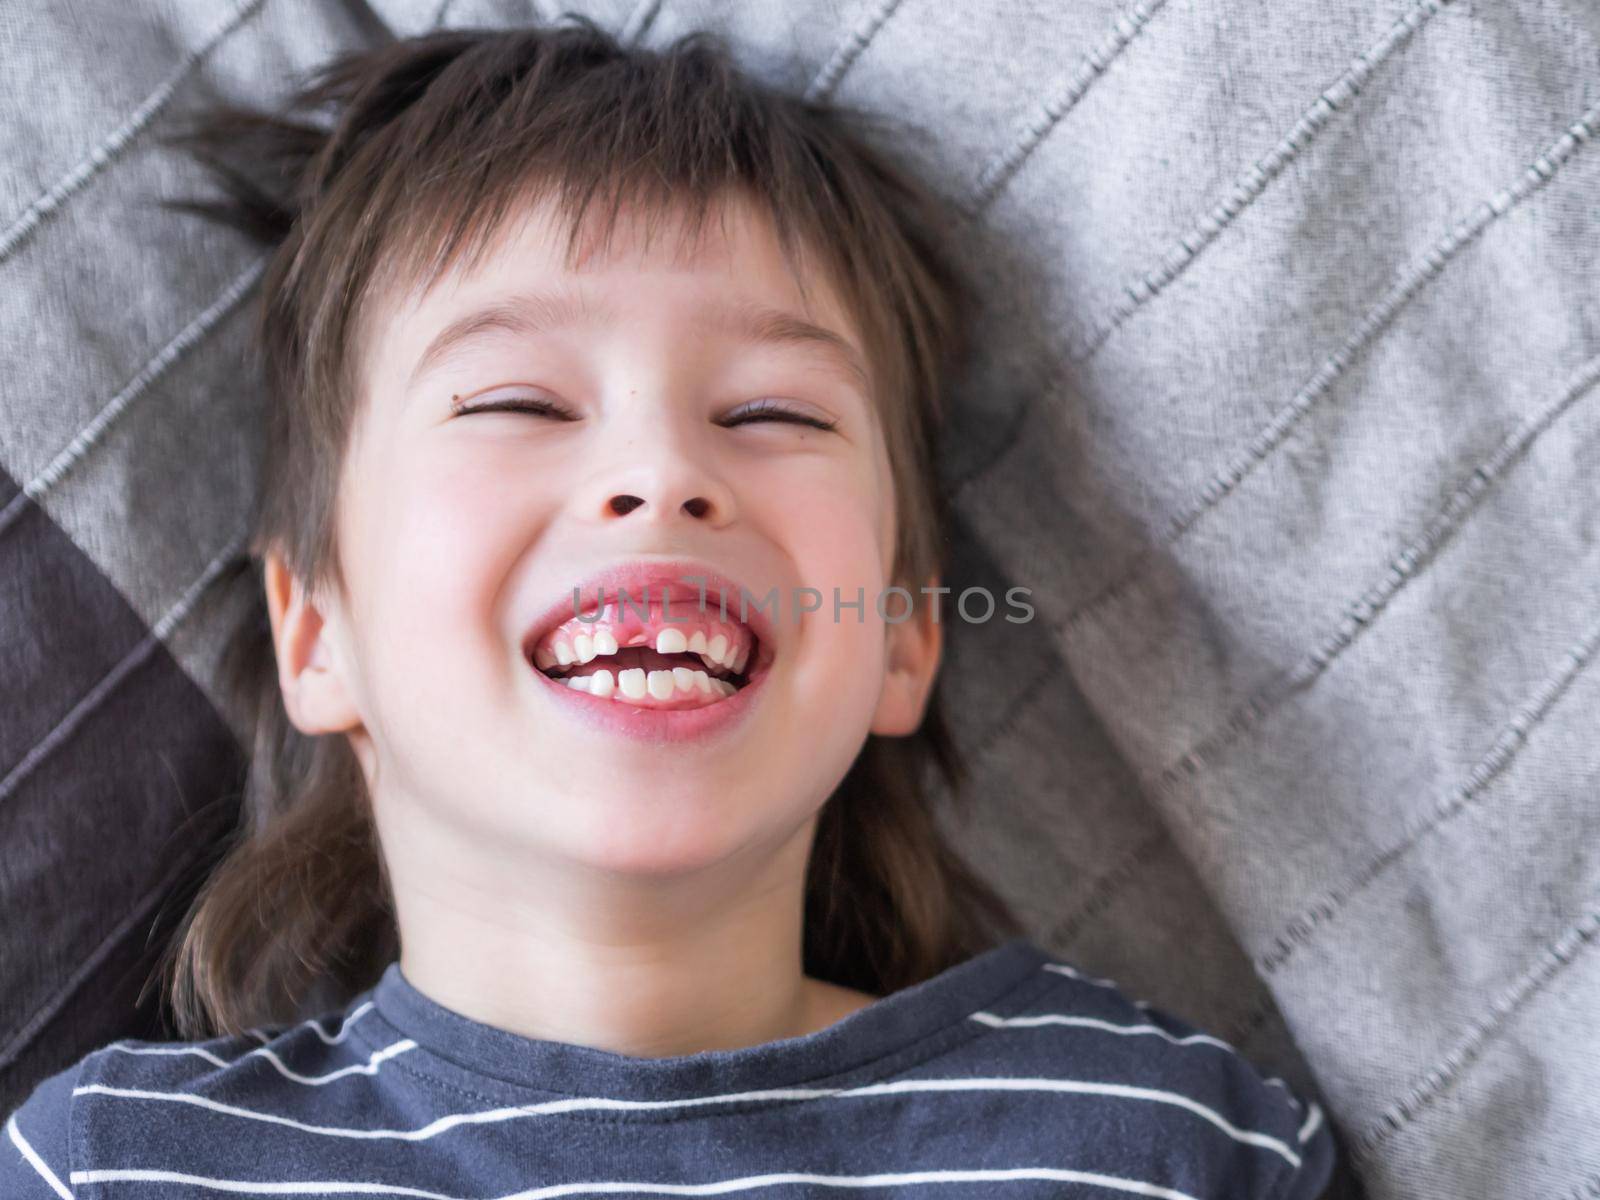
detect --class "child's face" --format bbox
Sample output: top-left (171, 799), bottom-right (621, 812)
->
top-left (268, 190), bottom-right (941, 883)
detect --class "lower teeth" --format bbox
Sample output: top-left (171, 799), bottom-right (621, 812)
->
top-left (553, 667), bottom-right (739, 704)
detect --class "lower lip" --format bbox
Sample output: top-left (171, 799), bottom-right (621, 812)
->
top-left (527, 656), bottom-right (771, 743)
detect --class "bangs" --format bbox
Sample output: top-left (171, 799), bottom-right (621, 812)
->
top-left (292, 24), bottom-right (856, 389)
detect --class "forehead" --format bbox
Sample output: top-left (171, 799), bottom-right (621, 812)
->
top-left (359, 189), bottom-right (866, 389)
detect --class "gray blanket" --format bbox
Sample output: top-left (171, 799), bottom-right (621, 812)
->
top-left (2, 2), bottom-right (1597, 1196)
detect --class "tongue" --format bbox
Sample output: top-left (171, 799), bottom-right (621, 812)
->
top-left (559, 647), bottom-right (704, 678)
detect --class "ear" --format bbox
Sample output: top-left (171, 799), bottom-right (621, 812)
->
top-left (869, 576), bottom-right (944, 737)
top-left (262, 547), bottom-right (363, 737)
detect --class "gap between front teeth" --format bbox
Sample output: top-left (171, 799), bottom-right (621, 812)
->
top-left (540, 624), bottom-right (749, 675)
top-left (562, 666), bottom-right (737, 702)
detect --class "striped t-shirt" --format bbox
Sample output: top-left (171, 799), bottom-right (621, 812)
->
top-left (5, 936), bottom-right (1334, 1198)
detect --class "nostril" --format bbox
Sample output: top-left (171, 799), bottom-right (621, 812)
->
top-left (682, 497), bottom-right (709, 518)
top-left (609, 494), bottom-right (644, 516)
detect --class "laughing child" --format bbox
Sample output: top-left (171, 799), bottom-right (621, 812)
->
top-left (5, 16), bottom-right (1334, 1199)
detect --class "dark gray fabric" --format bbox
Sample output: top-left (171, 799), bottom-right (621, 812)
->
top-left (0, 459), bottom-right (242, 1116)
top-left (0, 2), bottom-right (1595, 1196)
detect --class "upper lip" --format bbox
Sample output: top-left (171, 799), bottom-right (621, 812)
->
top-left (520, 557), bottom-right (778, 666)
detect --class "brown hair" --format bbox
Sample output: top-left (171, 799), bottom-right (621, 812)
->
top-left (153, 15), bottom-right (1024, 1038)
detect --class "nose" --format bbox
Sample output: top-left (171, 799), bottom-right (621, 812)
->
top-left (608, 493), bottom-right (712, 518)
top-left (576, 421), bottom-right (737, 529)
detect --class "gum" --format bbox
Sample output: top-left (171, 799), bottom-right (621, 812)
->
top-left (537, 609), bottom-right (753, 668)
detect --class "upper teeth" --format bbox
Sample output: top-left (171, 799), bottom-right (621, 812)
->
top-left (533, 623), bottom-right (750, 675)
top-left (570, 630), bottom-right (619, 664)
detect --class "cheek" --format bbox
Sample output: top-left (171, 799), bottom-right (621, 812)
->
top-left (796, 490), bottom-right (887, 583)
top-left (739, 446), bottom-right (888, 579)
top-left (743, 459), bottom-right (893, 678)
top-left (355, 446), bottom-right (536, 700)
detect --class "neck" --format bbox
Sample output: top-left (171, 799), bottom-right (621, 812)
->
top-left (382, 803), bottom-right (835, 1058)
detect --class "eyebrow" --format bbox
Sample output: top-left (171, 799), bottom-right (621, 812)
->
top-left (405, 286), bottom-right (871, 395)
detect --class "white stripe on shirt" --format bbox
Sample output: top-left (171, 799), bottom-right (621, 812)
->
top-left (6, 1114), bottom-right (72, 1200)
top-left (104, 1037), bottom-right (417, 1084)
top-left (969, 1009), bottom-right (1237, 1052)
top-left (1041, 961), bottom-right (1157, 1009)
top-left (247, 1001), bottom-right (377, 1046)
top-left (70, 1163), bottom-right (1212, 1199)
top-left (1298, 1101), bottom-right (1324, 1144)
top-left (74, 1074), bottom-right (1300, 1167)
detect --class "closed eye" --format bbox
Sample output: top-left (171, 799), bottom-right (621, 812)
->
top-left (450, 394), bottom-right (836, 431)
top-left (718, 399), bottom-right (838, 432)
top-left (451, 396), bottom-right (578, 420)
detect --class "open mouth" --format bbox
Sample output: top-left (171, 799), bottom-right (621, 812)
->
top-left (526, 613), bottom-right (760, 708)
